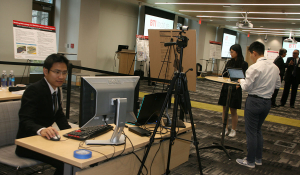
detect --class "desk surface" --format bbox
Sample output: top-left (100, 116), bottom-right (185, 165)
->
top-left (0, 88), bottom-right (22, 101)
top-left (15, 123), bottom-right (192, 169)
top-left (205, 76), bottom-right (239, 85)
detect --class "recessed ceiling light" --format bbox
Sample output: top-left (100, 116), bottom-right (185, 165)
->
top-left (210, 20), bottom-right (213, 21)
top-left (225, 26), bottom-right (300, 31)
top-left (179, 10), bottom-right (300, 15)
top-left (156, 3), bottom-right (300, 6)
top-left (292, 23), bottom-right (296, 24)
top-left (196, 15), bottom-right (300, 21)
top-left (260, 26), bottom-right (264, 27)
top-left (241, 28), bottom-right (300, 31)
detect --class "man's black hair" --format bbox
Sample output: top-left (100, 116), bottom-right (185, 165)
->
top-left (248, 41), bottom-right (265, 56)
top-left (43, 54), bottom-right (69, 72)
top-left (279, 48), bottom-right (287, 56)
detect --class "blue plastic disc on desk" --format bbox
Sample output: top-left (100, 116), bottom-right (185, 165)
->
top-left (73, 149), bottom-right (92, 159)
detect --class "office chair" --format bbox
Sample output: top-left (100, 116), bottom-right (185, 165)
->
top-left (0, 101), bottom-right (43, 174)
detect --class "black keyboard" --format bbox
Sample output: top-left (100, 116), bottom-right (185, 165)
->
top-left (63, 125), bottom-right (113, 140)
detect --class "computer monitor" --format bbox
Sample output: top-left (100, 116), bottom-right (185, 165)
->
top-left (79, 76), bottom-right (139, 145)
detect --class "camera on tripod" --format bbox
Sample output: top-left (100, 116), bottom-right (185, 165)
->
top-left (177, 26), bottom-right (189, 48)
top-left (164, 26), bottom-right (189, 48)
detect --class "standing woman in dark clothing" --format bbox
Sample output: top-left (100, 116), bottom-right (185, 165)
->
top-left (218, 44), bottom-right (248, 137)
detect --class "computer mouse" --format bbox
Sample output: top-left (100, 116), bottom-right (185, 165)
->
top-left (50, 134), bottom-right (61, 141)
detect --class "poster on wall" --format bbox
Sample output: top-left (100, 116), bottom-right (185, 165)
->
top-left (13, 20), bottom-right (57, 60)
top-left (136, 35), bottom-right (149, 61)
top-left (266, 50), bottom-right (279, 60)
top-left (209, 43), bottom-right (221, 59)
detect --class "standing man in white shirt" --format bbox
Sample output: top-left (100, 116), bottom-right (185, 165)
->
top-left (236, 41), bottom-right (281, 168)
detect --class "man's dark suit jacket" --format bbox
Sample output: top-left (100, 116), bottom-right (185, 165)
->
top-left (284, 57), bottom-right (300, 83)
top-left (16, 78), bottom-right (71, 140)
top-left (273, 55), bottom-right (286, 80)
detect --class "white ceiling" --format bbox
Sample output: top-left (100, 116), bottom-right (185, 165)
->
top-left (135, 0), bottom-right (300, 37)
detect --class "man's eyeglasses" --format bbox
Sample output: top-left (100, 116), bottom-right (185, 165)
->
top-left (50, 70), bottom-right (68, 76)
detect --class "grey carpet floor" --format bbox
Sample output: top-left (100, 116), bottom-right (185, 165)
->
top-left (1, 78), bottom-right (299, 175)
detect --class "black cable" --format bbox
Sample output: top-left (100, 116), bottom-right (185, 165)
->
top-left (124, 134), bottom-right (148, 175)
top-left (77, 140), bottom-right (110, 160)
top-left (59, 137), bottom-right (69, 141)
top-left (20, 59), bottom-right (29, 84)
top-left (150, 120), bottom-right (164, 175)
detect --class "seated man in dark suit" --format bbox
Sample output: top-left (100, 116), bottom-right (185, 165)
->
top-left (280, 49), bottom-right (300, 108)
top-left (15, 54), bottom-right (71, 175)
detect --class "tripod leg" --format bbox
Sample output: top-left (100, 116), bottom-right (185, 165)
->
top-left (181, 74), bottom-right (204, 175)
top-left (165, 75), bottom-right (181, 175)
top-left (137, 73), bottom-right (179, 175)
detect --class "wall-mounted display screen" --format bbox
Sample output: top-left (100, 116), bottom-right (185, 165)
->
top-left (221, 33), bottom-right (236, 58)
top-left (144, 14), bottom-right (174, 36)
top-left (282, 42), bottom-right (300, 63)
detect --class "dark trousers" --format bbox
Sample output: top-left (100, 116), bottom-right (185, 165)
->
top-left (280, 78), bottom-right (299, 106)
top-left (16, 146), bottom-right (64, 175)
top-left (271, 77), bottom-right (282, 105)
top-left (271, 89), bottom-right (279, 105)
top-left (244, 96), bottom-right (271, 163)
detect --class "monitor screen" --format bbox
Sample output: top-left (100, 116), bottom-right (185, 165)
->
top-left (282, 41), bottom-right (300, 63)
top-left (79, 76), bottom-right (140, 127)
top-left (144, 14), bottom-right (174, 36)
top-left (221, 33), bottom-right (236, 58)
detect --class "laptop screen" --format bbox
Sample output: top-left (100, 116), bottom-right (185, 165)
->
top-left (227, 68), bottom-right (245, 80)
top-left (136, 93), bottom-right (167, 125)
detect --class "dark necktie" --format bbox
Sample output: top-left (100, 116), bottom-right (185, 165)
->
top-left (52, 91), bottom-right (58, 115)
top-left (293, 58), bottom-right (298, 77)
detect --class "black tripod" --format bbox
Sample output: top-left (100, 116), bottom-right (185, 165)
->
top-left (200, 85), bottom-right (243, 159)
top-left (138, 29), bottom-right (203, 175)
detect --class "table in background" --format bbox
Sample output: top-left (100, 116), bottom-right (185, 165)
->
top-left (16, 123), bottom-right (192, 175)
top-left (0, 88), bottom-right (22, 101)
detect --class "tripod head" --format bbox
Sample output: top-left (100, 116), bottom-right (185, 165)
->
top-left (177, 26), bottom-right (189, 48)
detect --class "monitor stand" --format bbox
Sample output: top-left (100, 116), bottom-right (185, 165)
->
top-left (86, 98), bottom-right (127, 145)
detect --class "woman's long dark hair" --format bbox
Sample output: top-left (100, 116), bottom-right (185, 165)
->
top-left (227, 44), bottom-right (244, 68)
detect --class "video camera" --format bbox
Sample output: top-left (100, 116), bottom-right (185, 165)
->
top-left (164, 26), bottom-right (189, 48)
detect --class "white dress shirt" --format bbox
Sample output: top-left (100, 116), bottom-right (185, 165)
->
top-left (239, 57), bottom-right (281, 99)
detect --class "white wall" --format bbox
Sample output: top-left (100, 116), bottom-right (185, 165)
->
top-left (0, 0), bottom-right (32, 76)
top-left (239, 33), bottom-right (283, 58)
top-left (189, 19), bottom-right (200, 61)
top-left (96, 0), bottom-right (138, 72)
top-left (57, 0), bottom-right (81, 61)
top-left (77, 0), bottom-right (101, 75)
top-left (201, 24), bottom-right (218, 71)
